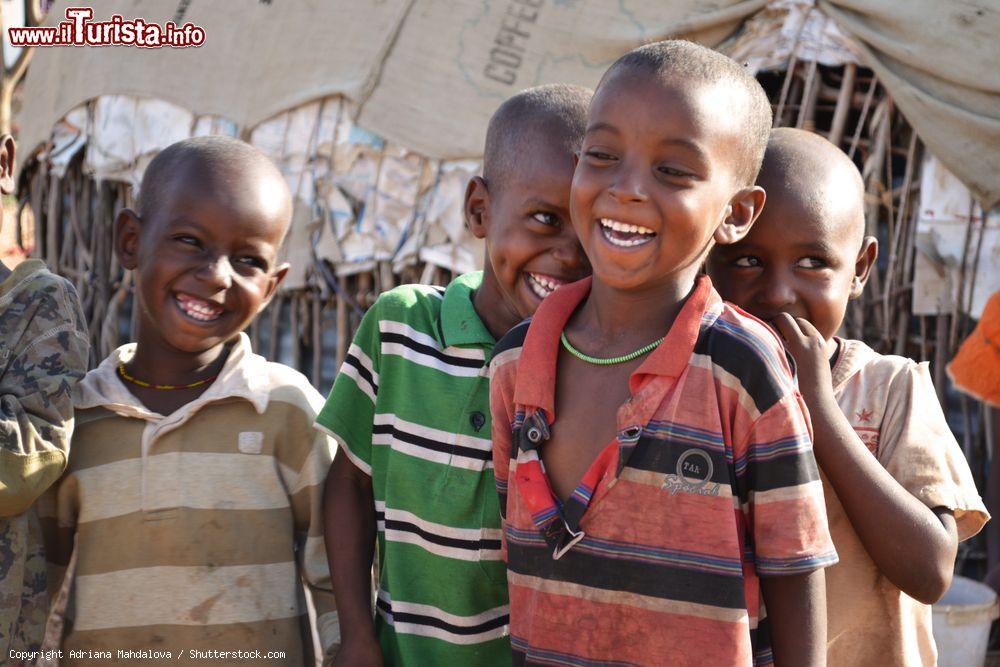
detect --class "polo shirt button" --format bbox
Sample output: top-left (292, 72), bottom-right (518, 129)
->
top-left (470, 411), bottom-right (486, 432)
top-left (519, 413), bottom-right (550, 451)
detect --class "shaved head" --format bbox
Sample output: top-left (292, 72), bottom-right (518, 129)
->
top-left (706, 128), bottom-right (877, 342)
top-left (138, 135), bottom-right (292, 239)
top-left (759, 128), bottom-right (866, 245)
top-left (483, 84), bottom-right (592, 193)
top-left (600, 40), bottom-right (772, 185)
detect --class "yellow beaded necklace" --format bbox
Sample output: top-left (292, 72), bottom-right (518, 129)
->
top-left (117, 363), bottom-right (218, 390)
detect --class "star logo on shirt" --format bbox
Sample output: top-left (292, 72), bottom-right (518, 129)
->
top-left (856, 408), bottom-right (873, 423)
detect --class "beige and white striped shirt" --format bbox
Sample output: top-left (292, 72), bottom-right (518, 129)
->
top-left (38, 334), bottom-right (338, 665)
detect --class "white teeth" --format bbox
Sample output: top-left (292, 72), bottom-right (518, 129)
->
top-left (535, 275), bottom-right (556, 290)
top-left (605, 234), bottom-right (650, 248)
top-left (527, 273), bottom-right (563, 299)
top-left (598, 219), bottom-right (655, 247)
top-left (599, 218), bottom-right (655, 235)
top-left (176, 295), bottom-right (222, 322)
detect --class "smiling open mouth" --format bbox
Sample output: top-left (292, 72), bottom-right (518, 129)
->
top-left (599, 218), bottom-right (656, 248)
top-left (526, 273), bottom-right (566, 300)
top-left (175, 293), bottom-right (224, 322)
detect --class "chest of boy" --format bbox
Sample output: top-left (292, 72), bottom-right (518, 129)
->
top-left (834, 390), bottom-right (886, 456)
top-left (371, 357), bottom-right (494, 478)
top-left (541, 361), bottom-right (738, 497)
top-left (505, 427), bottom-right (744, 611)
top-left (510, 377), bottom-right (741, 559)
top-left (72, 406), bottom-right (291, 521)
top-left (544, 360), bottom-right (637, 501)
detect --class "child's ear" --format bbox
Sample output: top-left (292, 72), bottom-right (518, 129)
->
top-left (850, 235), bottom-right (878, 299)
top-left (259, 262), bottom-right (290, 313)
top-left (114, 208), bottom-right (142, 270)
top-left (0, 134), bottom-right (16, 195)
top-left (465, 176), bottom-right (491, 240)
top-left (714, 186), bottom-right (765, 245)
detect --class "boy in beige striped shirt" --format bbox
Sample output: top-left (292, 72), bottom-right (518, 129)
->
top-left (39, 137), bottom-right (338, 664)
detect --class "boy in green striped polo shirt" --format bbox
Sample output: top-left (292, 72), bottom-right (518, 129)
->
top-left (316, 84), bottom-right (592, 666)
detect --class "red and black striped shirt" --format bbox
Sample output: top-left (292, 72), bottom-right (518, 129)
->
top-left (489, 276), bottom-right (837, 666)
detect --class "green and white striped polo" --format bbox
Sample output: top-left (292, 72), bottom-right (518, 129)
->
top-left (315, 271), bottom-right (509, 666)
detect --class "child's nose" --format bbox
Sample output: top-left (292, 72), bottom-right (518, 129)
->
top-left (759, 277), bottom-right (796, 308)
top-left (607, 165), bottom-right (649, 204)
top-left (197, 255), bottom-right (234, 289)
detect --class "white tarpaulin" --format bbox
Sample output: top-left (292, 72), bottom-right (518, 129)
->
top-left (16, 1), bottom-right (999, 205)
top-left (913, 155), bottom-right (999, 319)
top-left (43, 94), bottom-right (480, 289)
top-left (14, 0), bottom-right (765, 165)
top-left (818, 0), bottom-right (1000, 208)
top-left (15, 0), bottom-right (408, 160)
top-left (350, 0), bottom-right (767, 158)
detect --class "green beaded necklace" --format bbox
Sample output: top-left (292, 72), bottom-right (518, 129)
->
top-left (560, 331), bottom-right (664, 365)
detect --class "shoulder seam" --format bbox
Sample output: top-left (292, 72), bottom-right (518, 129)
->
top-left (20, 324), bottom-right (90, 358)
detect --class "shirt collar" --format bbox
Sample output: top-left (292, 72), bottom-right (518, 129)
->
top-left (634, 274), bottom-right (717, 381)
top-left (74, 332), bottom-right (271, 419)
top-left (513, 274), bottom-right (718, 419)
top-left (440, 271), bottom-right (496, 349)
top-left (830, 337), bottom-right (877, 394)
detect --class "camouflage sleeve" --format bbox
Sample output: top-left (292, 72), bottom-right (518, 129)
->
top-left (0, 274), bottom-right (89, 517)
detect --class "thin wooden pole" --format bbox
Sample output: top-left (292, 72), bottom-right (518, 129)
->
top-left (828, 63), bottom-right (857, 146)
top-left (848, 75), bottom-right (879, 161)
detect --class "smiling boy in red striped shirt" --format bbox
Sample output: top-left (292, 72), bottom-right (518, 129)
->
top-left (490, 42), bottom-right (836, 666)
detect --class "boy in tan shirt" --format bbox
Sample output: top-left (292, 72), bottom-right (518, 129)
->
top-left (708, 127), bottom-right (989, 665)
top-left (40, 136), bottom-right (337, 664)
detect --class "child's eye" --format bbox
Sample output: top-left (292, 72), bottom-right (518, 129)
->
top-left (531, 212), bottom-right (560, 227)
top-left (796, 257), bottom-right (827, 269)
top-left (733, 256), bottom-right (760, 268)
top-left (657, 166), bottom-right (693, 179)
top-left (173, 235), bottom-right (201, 247)
top-left (584, 149), bottom-right (616, 162)
top-left (236, 256), bottom-right (267, 270)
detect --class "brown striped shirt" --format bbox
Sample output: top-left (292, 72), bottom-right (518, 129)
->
top-left (38, 334), bottom-right (338, 665)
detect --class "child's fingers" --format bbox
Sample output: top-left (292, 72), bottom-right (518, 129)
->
top-left (794, 317), bottom-right (824, 342)
top-left (772, 312), bottom-right (804, 344)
